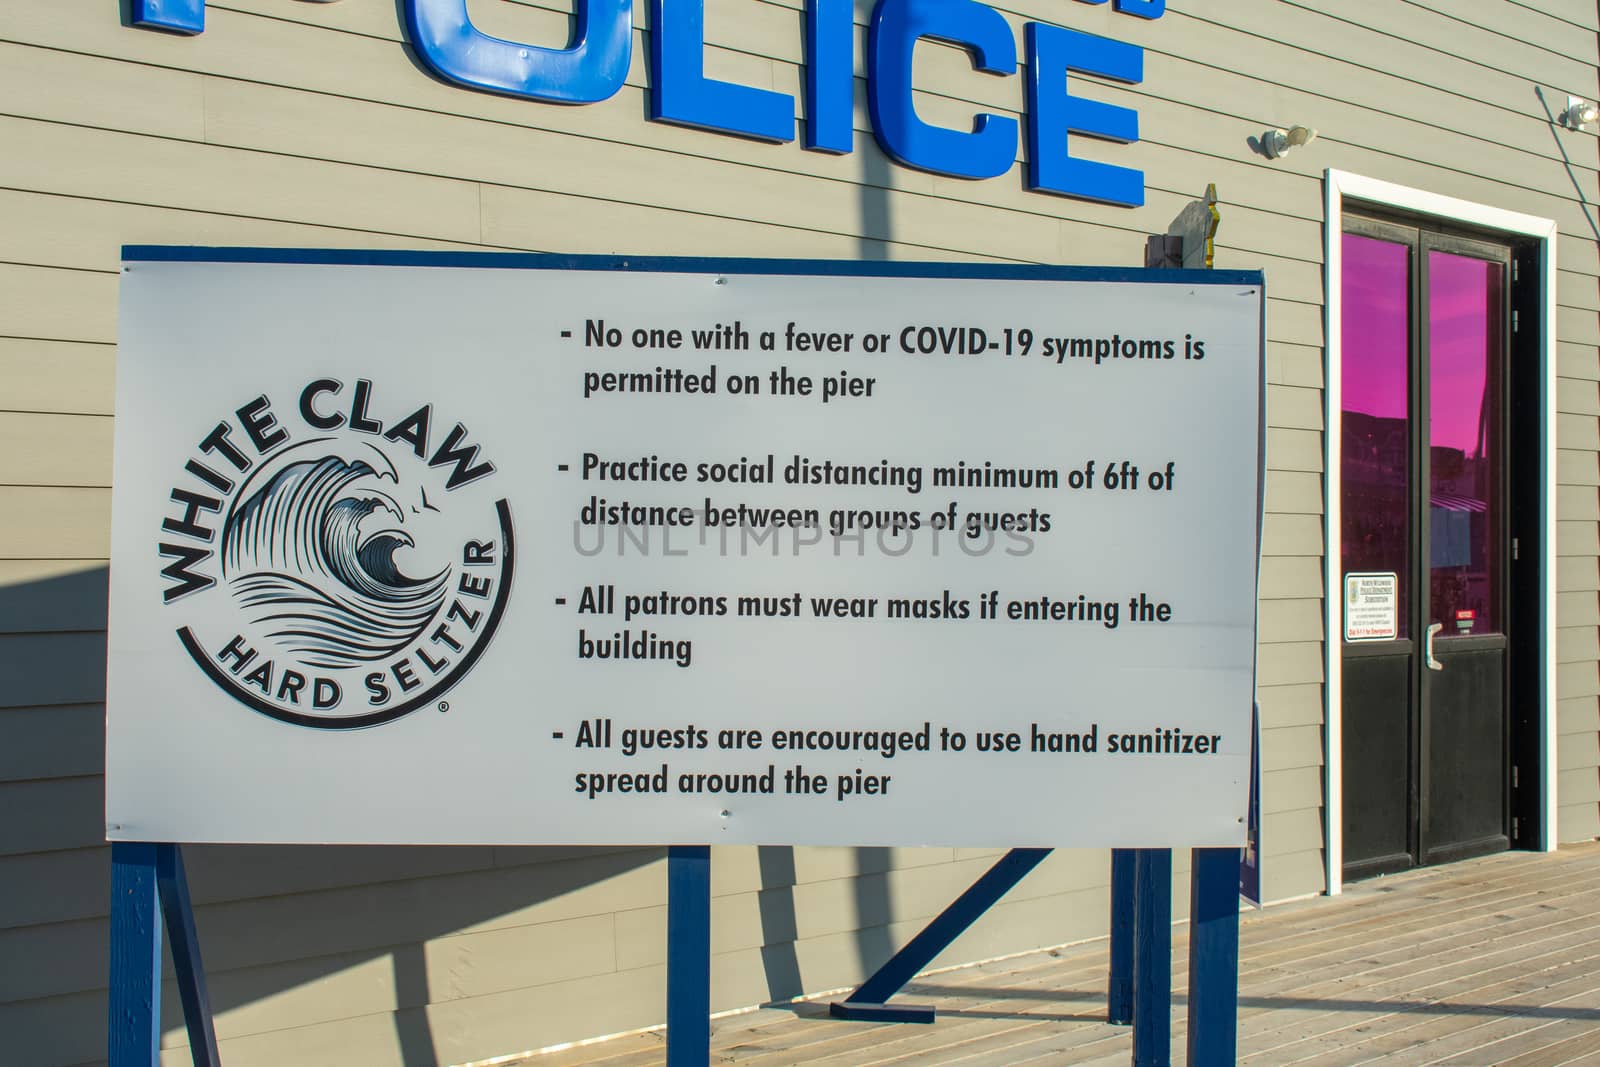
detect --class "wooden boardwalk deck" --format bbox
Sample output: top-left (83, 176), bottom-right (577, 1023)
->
top-left (526, 843), bottom-right (1600, 1066)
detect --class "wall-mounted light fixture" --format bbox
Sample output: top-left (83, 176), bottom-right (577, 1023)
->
top-left (1263, 125), bottom-right (1318, 159)
top-left (1561, 96), bottom-right (1598, 130)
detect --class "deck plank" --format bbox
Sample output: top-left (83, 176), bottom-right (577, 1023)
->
top-left (1269, 945), bottom-right (1600, 1065)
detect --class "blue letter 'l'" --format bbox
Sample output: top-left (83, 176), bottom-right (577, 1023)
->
top-left (868, 0), bottom-right (1018, 180)
top-left (1026, 23), bottom-right (1143, 206)
top-left (651, 0), bottom-right (796, 142)
top-left (403, 0), bottom-right (632, 104)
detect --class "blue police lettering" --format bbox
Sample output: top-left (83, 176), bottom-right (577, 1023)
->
top-left (650, 0), bottom-right (794, 141)
top-left (130, 0), bottom-right (1161, 207)
top-left (1026, 24), bottom-right (1146, 206)
top-left (869, 0), bottom-right (1018, 180)
top-left (404, 0), bottom-right (632, 104)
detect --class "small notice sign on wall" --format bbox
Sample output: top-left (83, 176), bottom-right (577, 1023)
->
top-left (1344, 572), bottom-right (1398, 641)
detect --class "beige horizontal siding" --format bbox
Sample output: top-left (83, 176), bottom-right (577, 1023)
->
top-left (0, 705), bottom-right (103, 783)
top-left (1262, 513), bottom-right (1324, 557)
top-left (1263, 725), bottom-right (1324, 772)
top-left (1561, 524), bottom-right (1600, 563)
top-left (1560, 626), bottom-right (1600, 665)
top-left (1557, 484), bottom-right (1599, 522)
top-left (1562, 380), bottom-right (1600, 419)
top-left (0, 487), bottom-right (109, 558)
top-left (1560, 729), bottom-right (1600, 772)
top-left (1259, 683), bottom-right (1323, 729)
top-left (1260, 561), bottom-right (1322, 606)
top-left (1259, 600), bottom-right (1323, 644)
top-left (1518, 0), bottom-right (1599, 32)
top-left (1559, 554), bottom-right (1599, 592)
top-left (0, 412), bottom-right (111, 487)
top-left (0, 632), bottom-right (106, 708)
top-left (1263, 848), bottom-right (1327, 900)
top-left (1561, 801), bottom-right (1600, 843)
top-left (1193, 2), bottom-right (1598, 140)
top-left (1559, 449), bottom-right (1600, 487)
top-left (0, 339), bottom-right (114, 416)
top-left (1270, 0), bottom-right (1596, 92)
top-left (1558, 343), bottom-right (1600, 382)
top-left (0, 562), bottom-right (105, 634)
top-left (1561, 766), bottom-right (1600, 807)
top-left (1403, 0), bottom-right (1595, 63)
top-left (1263, 472), bottom-right (1324, 516)
top-left (1556, 585), bottom-right (1599, 625)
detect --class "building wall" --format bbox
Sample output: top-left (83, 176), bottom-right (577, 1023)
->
top-left (0, 1), bottom-right (1595, 1063)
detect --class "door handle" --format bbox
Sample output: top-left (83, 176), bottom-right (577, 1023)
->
top-left (1425, 622), bottom-right (1444, 671)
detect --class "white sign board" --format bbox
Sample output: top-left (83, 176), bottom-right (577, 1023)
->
top-left (107, 251), bottom-right (1264, 848)
top-left (1344, 572), bottom-right (1399, 641)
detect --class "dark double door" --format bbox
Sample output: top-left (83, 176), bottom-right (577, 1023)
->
top-left (1340, 215), bottom-right (1537, 882)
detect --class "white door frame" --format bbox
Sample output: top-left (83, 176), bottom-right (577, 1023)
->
top-left (1323, 169), bottom-right (1558, 896)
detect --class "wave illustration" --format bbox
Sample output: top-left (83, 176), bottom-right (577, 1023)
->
top-left (220, 453), bottom-right (450, 670)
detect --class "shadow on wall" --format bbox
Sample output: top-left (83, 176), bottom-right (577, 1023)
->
top-left (1533, 86), bottom-right (1600, 243)
top-left (850, 122), bottom-right (899, 984)
top-left (755, 846), bottom-right (803, 1001)
top-left (0, 565), bottom-right (667, 1067)
top-left (688, 114), bottom-right (915, 1015)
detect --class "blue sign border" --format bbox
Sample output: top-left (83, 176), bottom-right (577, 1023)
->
top-left (123, 246), bottom-right (1263, 290)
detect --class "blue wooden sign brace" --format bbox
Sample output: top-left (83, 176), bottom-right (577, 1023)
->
top-left (108, 842), bottom-right (220, 1067)
top-left (830, 848), bottom-right (1052, 1022)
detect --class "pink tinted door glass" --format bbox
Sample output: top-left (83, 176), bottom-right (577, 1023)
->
top-left (1428, 252), bottom-right (1503, 635)
top-left (1342, 233), bottom-right (1411, 639)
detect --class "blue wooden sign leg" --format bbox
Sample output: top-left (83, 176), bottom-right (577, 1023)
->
top-left (666, 845), bottom-right (711, 1066)
top-left (1107, 848), bottom-right (1136, 1025)
top-left (1131, 848), bottom-right (1172, 1067)
top-left (109, 843), bottom-right (221, 1067)
top-left (156, 845), bottom-right (221, 1066)
top-left (110, 842), bottom-right (162, 1067)
top-left (1185, 847), bottom-right (1240, 1066)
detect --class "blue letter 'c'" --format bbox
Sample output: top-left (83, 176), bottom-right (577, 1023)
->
top-left (868, 0), bottom-right (1018, 180)
top-left (650, 0), bottom-right (796, 142)
top-left (403, 0), bottom-right (631, 105)
top-left (1026, 23), bottom-right (1143, 206)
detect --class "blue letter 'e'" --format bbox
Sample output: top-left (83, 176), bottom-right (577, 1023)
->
top-left (131, 0), bottom-right (205, 34)
top-left (403, 0), bottom-right (631, 104)
top-left (868, 0), bottom-right (1018, 180)
top-left (1026, 23), bottom-right (1143, 206)
top-left (651, 0), bottom-right (796, 142)
top-left (1115, 0), bottom-right (1165, 18)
